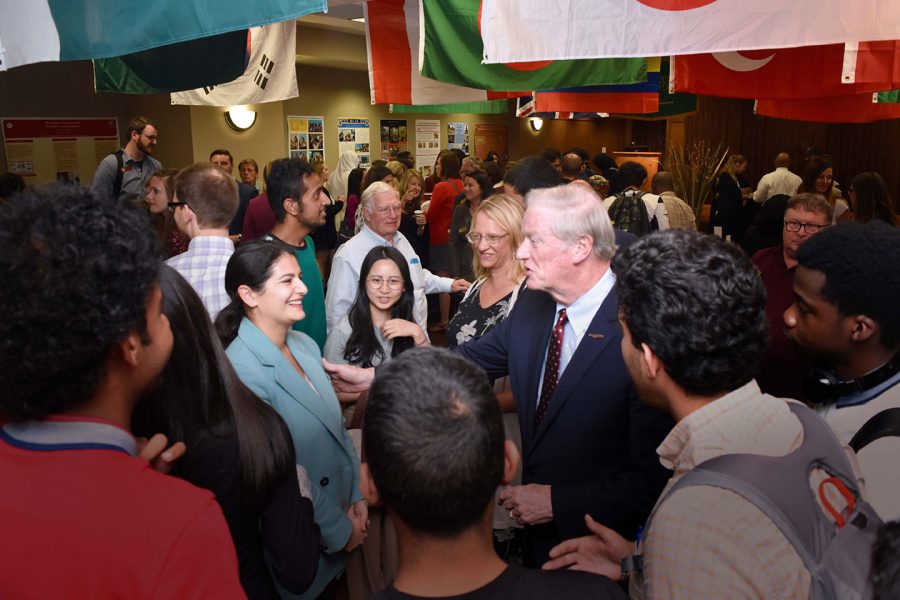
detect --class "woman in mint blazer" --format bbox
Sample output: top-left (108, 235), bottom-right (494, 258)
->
top-left (216, 241), bottom-right (367, 599)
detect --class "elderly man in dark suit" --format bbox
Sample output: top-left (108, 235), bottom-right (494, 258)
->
top-left (324, 184), bottom-right (671, 565)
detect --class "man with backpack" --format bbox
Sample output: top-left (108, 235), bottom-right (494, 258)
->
top-left (91, 116), bottom-right (162, 202)
top-left (544, 230), bottom-right (880, 599)
top-left (603, 161), bottom-right (668, 236)
top-left (785, 221), bottom-right (900, 521)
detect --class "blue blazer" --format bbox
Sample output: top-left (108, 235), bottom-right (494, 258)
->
top-left (457, 285), bottom-right (672, 561)
top-left (227, 318), bottom-right (363, 599)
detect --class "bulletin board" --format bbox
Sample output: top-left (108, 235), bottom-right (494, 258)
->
top-left (1, 117), bottom-right (120, 185)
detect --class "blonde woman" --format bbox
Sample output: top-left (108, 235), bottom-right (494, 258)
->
top-left (447, 194), bottom-right (525, 348)
top-left (712, 153), bottom-right (749, 239)
top-left (397, 169), bottom-right (430, 266)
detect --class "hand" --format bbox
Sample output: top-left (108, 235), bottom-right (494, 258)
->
top-left (451, 278), bottom-right (471, 293)
top-left (414, 212), bottom-right (427, 226)
top-left (136, 433), bottom-right (186, 474)
top-left (323, 358), bottom-right (375, 393)
top-left (498, 484), bottom-right (553, 525)
top-left (351, 500), bottom-right (370, 535)
top-left (343, 502), bottom-right (368, 552)
top-left (542, 515), bottom-right (634, 580)
top-left (380, 319), bottom-right (428, 345)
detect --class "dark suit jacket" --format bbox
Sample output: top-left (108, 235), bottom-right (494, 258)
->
top-left (229, 181), bottom-right (258, 235)
top-left (457, 283), bottom-right (672, 561)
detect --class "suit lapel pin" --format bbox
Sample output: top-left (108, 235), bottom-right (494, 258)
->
top-left (587, 333), bottom-right (605, 340)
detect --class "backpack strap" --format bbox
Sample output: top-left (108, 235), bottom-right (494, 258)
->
top-left (636, 402), bottom-right (863, 575)
top-left (112, 150), bottom-right (125, 199)
top-left (849, 407), bottom-right (900, 452)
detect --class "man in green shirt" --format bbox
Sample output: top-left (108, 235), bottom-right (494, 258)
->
top-left (262, 158), bottom-right (330, 350)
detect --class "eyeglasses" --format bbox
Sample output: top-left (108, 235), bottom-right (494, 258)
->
top-left (466, 232), bottom-right (509, 245)
top-left (168, 201), bottom-right (188, 210)
top-left (784, 220), bottom-right (826, 234)
top-left (372, 204), bottom-right (402, 216)
top-left (142, 133), bottom-right (158, 142)
top-left (366, 276), bottom-right (403, 290)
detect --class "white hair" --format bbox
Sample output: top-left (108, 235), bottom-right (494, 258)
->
top-left (525, 185), bottom-right (616, 260)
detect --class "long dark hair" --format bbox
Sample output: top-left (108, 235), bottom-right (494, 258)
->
top-left (215, 240), bottom-right (290, 347)
top-left (132, 266), bottom-right (293, 507)
top-left (799, 158), bottom-right (834, 199)
top-left (344, 246), bottom-right (416, 367)
top-left (347, 167), bottom-right (365, 198)
top-left (852, 171), bottom-right (896, 226)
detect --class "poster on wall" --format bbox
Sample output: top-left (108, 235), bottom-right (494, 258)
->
top-left (1, 118), bottom-right (119, 185)
top-left (338, 119), bottom-right (370, 166)
top-left (379, 119), bottom-right (408, 161)
top-left (287, 115), bottom-right (325, 163)
top-left (473, 123), bottom-right (509, 162)
top-left (415, 119), bottom-right (441, 177)
top-left (447, 122), bottom-right (469, 155)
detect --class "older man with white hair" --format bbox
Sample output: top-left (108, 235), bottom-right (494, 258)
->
top-left (325, 181), bottom-right (470, 334)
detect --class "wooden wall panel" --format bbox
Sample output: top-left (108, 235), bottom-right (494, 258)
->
top-left (684, 96), bottom-right (900, 211)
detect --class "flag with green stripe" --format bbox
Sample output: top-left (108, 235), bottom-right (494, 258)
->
top-left (420, 0), bottom-right (646, 91)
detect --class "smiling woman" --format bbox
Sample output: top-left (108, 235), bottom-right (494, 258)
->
top-left (215, 240), bottom-right (368, 600)
top-left (324, 245), bottom-right (427, 375)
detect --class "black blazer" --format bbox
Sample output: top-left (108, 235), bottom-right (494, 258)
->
top-left (457, 283), bottom-right (672, 560)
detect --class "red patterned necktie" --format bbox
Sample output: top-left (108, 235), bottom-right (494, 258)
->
top-left (535, 308), bottom-right (567, 429)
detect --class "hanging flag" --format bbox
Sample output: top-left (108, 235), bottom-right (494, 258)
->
top-left (0, 0), bottom-right (324, 71)
top-left (420, 0), bottom-right (646, 91)
top-left (627, 57), bottom-right (696, 119)
top-left (517, 96), bottom-right (613, 119)
top-left (755, 91), bottom-right (900, 123)
top-left (93, 30), bottom-right (248, 94)
top-left (533, 91), bottom-right (659, 114)
top-left (390, 100), bottom-right (509, 114)
top-left (673, 42), bottom-right (900, 100)
top-left (171, 22), bottom-right (297, 106)
top-left (366, 0), bottom-right (495, 105)
top-left (479, 0), bottom-right (900, 64)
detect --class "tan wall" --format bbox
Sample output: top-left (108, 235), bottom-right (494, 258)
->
top-left (0, 60), bottom-right (193, 175)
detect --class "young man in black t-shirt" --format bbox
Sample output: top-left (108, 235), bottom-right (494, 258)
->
top-left (361, 347), bottom-right (625, 600)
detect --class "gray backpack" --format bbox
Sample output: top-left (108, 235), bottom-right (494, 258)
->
top-left (639, 402), bottom-right (882, 600)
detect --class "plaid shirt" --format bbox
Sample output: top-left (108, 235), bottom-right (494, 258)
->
top-left (658, 192), bottom-right (697, 231)
top-left (165, 236), bottom-right (234, 320)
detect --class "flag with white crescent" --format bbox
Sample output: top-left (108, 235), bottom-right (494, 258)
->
top-left (480, 0), bottom-right (900, 63)
top-left (674, 42), bottom-right (900, 99)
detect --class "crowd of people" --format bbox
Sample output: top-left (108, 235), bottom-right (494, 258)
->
top-left (1, 114), bottom-right (899, 600)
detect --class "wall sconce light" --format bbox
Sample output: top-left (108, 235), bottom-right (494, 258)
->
top-left (225, 106), bottom-right (257, 131)
top-left (529, 117), bottom-right (544, 132)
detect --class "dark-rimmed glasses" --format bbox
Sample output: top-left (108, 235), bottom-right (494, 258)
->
top-left (784, 220), bottom-right (826, 234)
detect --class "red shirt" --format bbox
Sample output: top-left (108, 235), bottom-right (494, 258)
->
top-left (752, 244), bottom-right (812, 400)
top-left (427, 179), bottom-right (463, 246)
top-left (0, 416), bottom-right (245, 599)
top-left (242, 194), bottom-right (276, 242)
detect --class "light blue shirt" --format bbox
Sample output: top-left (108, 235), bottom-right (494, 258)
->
top-left (536, 268), bottom-right (617, 407)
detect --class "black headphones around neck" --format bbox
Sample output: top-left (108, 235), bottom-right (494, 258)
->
top-left (803, 354), bottom-right (900, 406)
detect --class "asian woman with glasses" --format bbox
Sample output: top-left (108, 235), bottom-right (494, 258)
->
top-left (323, 246), bottom-right (428, 403)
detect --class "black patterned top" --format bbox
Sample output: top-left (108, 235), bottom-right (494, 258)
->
top-left (447, 284), bottom-right (514, 348)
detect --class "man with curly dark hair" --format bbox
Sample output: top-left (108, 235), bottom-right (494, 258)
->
top-left (545, 230), bottom-right (866, 599)
top-left (786, 220), bottom-right (900, 520)
top-left (0, 185), bottom-right (242, 597)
